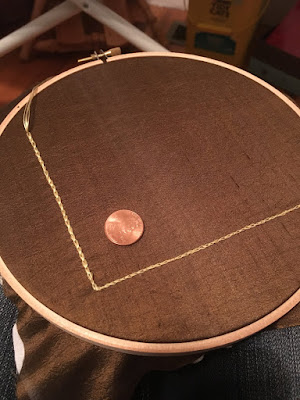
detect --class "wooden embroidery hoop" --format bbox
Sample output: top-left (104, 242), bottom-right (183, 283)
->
top-left (1, 52), bottom-right (299, 355)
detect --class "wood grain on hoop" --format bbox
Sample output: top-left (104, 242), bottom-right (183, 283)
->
top-left (0, 257), bottom-right (299, 355)
top-left (1, 52), bottom-right (300, 134)
top-left (1, 52), bottom-right (299, 355)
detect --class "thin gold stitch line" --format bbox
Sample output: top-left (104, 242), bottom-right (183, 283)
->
top-left (23, 86), bottom-right (300, 292)
top-left (94, 203), bottom-right (300, 291)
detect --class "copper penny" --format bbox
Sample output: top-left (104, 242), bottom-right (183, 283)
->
top-left (104, 210), bottom-right (144, 245)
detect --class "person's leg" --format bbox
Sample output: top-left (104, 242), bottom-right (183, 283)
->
top-left (133, 325), bottom-right (300, 400)
top-left (0, 278), bottom-right (17, 400)
top-left (2, 281), bottom-right (199, 400)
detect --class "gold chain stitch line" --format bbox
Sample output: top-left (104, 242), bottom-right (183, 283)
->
top-left (23, 86), bottom-right (300, 292)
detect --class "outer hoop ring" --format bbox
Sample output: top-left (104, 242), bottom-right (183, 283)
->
top-left (1, 52), bottom-right (299, 355)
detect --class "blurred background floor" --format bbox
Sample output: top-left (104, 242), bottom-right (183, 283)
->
top-left (0, 1), bottom-right (299, 107)
top-left (0, 5), bottom-right (186, 108)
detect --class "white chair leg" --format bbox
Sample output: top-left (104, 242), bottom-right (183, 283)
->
top-left (19, 0), bottom-right (48, 61)
top-left (69, 0), bottom-right (168, 52)
top-left (0, 1), bottom-right (81, 58)
top-left (0, 0), bottom-right (168, 58)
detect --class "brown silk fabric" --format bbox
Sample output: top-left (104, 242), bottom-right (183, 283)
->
top-left (3, 282), bottom-right (198, 400)
top-left (0, 56), bottom-right (299, 344)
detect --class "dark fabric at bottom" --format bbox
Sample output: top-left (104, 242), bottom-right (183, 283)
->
top-left (1, 281), bottom-right (299, 400)
top-left (0, 282), bottom-right (17, 400)
top-left (133, 326), bottom-right (300, 400)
